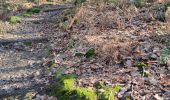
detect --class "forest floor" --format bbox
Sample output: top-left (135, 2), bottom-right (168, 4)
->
top-left (0, 3), bottom-right (73, 99)
top-left (0, 1), bottom-right (170, 100)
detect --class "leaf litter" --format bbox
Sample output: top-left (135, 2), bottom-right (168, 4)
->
top-left (45, 2), bottom-right (170, 100)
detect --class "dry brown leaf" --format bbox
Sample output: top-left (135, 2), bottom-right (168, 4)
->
top-left (159, 74), bottom-right (170, 86)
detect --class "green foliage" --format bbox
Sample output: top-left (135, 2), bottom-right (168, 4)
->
top-left (23, 7), bottom-right (41, 17)
top-left (137, 62), bottom-right (148, 68)
top-left (47, 74), bottom-right (77, 100)
top-left (98, 85), bottom-right (122, 100)
top-left (62, 78), bottom-right (77, 90)
top-left (47, 74), bottom-right (97, 100)
top-left (94, 81), bottom-right (105, 89)
top-left (28, 7), bottom-right (41, 13)
top-left (136, 62), bottom-right (149, 77)
top-left (9, 16), bottom-right (21, 24)
top-left (74, 88), bottom-right (97, 100)
top-left (85, 48), bottom-right (95, 58)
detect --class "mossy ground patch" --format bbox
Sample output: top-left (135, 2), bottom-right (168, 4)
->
top-left (46, 74), bottom-right (121, 100)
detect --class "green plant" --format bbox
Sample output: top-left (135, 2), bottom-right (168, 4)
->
top-left (9, 16), bottom-right (21, 24)
top-left (74, 87), bottom-right (97, 100)
top-left (136, 62), bottom-right (150, 77)
top-left (28, 7), bottom-right (41, 13)
top-left (23, 7), bottom-right (41, 17)
top-left (98, 85), bottom-right (122, 100)
top-left (85, 48), bottom-right (95, 58)
top-left (94, 81), bottom-right (105, 89)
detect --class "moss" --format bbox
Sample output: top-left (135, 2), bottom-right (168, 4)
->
top-left (9, 16), bottom-right (21, 24)
top-left (47, 74), bottom-right (121, 100)
top-left (62, 78), bottom-right (76, 90)
top-left (27, 7), bottom-right (41, 14)
top-left (98, 85), bottom-right (122, 100)
top-left (47, 74), bottom-right (77, 99)
top-left (74, 87), bottom-right (97, 100)
top-left (23, 7), bottom-right (41, 17)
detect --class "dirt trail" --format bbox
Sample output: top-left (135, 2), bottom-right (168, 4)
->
top-left (0, 4), bottom-right (72, 98)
